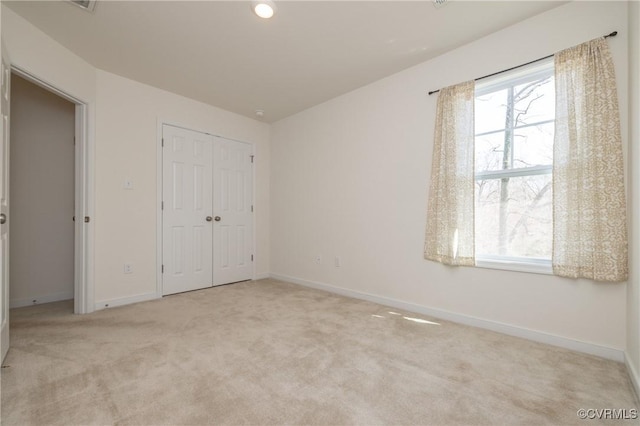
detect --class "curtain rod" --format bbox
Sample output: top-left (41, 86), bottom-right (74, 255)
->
top-left (427, 31), bottom-right (618, 96)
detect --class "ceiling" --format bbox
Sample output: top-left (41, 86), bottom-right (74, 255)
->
top-left (5, 1), bottom-right (566, 122)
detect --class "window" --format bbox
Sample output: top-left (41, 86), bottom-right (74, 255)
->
top-left (474, 60), bottom-right (555, 273)
top-left (425, 39), bottom-right (626, 280)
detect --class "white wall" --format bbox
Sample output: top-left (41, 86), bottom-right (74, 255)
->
top-left (94, 70), bottom-right (270, 306)
top-left (2, 5), bottom-right (271, 310)
top-left (627, 0), bottom-right (640, 396)
top-left (271, 1), bottom-right (629, 355)
top-left (1, 7), bottom-right (96, 104)
top-left (10, 74), bottom-right (75, 307)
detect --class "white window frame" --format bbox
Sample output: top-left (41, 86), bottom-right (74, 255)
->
top-left (474, 59), bottom-right (555, 275)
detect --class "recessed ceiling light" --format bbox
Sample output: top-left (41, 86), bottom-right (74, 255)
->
top-left (251, 1), bottom-right (276, 19)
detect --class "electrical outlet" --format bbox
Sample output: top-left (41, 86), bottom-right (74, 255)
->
top-left (334, 256), bottom-right (341, 268)
top-left (123, 178), bottom-right (134, 190)
top-left (124, 263), bottom-right (133, 274)
top-left (315, 255), bottom-right (322, 264)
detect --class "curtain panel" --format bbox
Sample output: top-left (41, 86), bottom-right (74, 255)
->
top-left (424, 81), bottom-right (475, 266)
top-left (553, 37), bottom-right (628, 282)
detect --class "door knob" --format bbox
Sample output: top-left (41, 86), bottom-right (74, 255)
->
top-left (0, 213), bottom-right (5, 224)
top-left (214, 216), bottom-right (221, 222)
top-left (206, 216), bottom-right (213, 222)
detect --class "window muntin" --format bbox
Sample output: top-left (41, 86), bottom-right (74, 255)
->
top-left (474, 61), bottom-right (555, 267)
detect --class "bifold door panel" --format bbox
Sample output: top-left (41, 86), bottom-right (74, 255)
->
top-left (162, 126), bottom-right (214, 295)
top-left (162, 125), bottom-right (253, 296)
top-left (213, 138), bottom-right (253, 286)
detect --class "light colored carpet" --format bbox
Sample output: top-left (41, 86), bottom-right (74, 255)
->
top-left (1, 278), bottom-right (637, 425)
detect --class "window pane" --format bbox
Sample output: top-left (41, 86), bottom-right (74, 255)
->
top-left (474, 63), bottom-right (554, 264)
top-left (475, 89), bottom-right (507, 134)
top-left (475, 131), bottom-right (506, 173)
top-left (513, 77), bottom-right (555, 126)
top-left (475, 174), bottom-right (552, 259)
top-left (513, 122), bottom-right (554, 168)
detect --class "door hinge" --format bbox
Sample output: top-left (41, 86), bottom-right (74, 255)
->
top-left (251, 255), bottom-right (254, 262)
top-left (162, 265), bottom-right (164, 273)
top-left (250, 155), bottom-right (254, 163)
top-left (161, 201), bottom-right (164, 210)
top-left (251, 205), bottom-right (253, 212)
top-left (73, 136), bottom-right (76, 146)
top-left (161, 138), bottom-right (164, 147)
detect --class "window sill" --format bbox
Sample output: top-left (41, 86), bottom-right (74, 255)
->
top-left (475, 256), bottom-right (553, 276)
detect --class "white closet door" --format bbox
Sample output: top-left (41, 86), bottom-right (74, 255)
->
top-left (0, 47), bottom-right (11, 362)
top-left (162, 125), bottom-right (213, 295)
top-left (213, 137), bottom-right (253, 286)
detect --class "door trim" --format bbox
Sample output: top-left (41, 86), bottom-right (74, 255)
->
top-left (11, 66), bottom-right (94, 314)
top-left (156, 119), bottom-right (256, 297)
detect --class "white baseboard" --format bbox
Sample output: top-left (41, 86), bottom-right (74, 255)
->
top-left (254, 272), bottom-right (270, 280)
top-left (94, 292), bottom-right (159, 311)
top-left (625, 353), bottom-right (640, 403)
top-left (10, 291), bottom-right (74, 309)
top-left (270, 273), bottom-right (624, 362)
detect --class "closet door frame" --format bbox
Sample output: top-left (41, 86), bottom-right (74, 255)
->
top-left (156, 120), bottom-right (256, 297)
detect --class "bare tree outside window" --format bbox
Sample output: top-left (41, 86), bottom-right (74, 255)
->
top-left (475, 68), bottom-right (555, 261)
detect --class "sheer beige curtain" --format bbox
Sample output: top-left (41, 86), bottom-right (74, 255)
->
top-left (553, 37), bottom-right (628, 282)
top-left (424, 81), bottom-right (475, 266)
